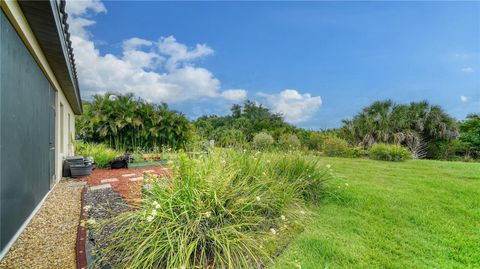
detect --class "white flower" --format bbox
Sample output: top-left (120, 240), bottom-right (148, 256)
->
top-left (300, 210), bottom-right (306, 215)
top-left (256, 196), bottom-right (261, 201)
top-left (243, 149), bottom-right (247, 153)
top-left (146, 215), bottom-right (154, 222)
top-left (180, 266), bottom-right (186, 269)
top-left (326, 164), bottom-right (331, 169)
top-left (83, 205), bottom-right (91, 212)
top-left (270, 228), bottom-right (277, 235)
top-left (86, 218), bottom-right (96, 225)
top-left (151, 209), bottom-right (157, 216)
top-left (152, 201), bottom-right (159, 207)
top-left (281, 215), bottom-right (286, 221)
top-left (205, 211), bottom-right (211, 218)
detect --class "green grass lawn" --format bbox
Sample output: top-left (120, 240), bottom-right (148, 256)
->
top-left (271, 158), bottom-right (480, 269)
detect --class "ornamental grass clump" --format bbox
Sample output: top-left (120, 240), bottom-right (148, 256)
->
top-left (75, 142), bottom-right (123, 168)
top-left (267, 152), bottom-right (329, 202)
top-left (95, 150), bottom-right (330, 268)
top-left (369, 143), bottom-right (412, 161)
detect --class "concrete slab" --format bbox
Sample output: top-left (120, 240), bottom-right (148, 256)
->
top-left (89, 184), bottom-right (112, 191)
top-left (121, 173), bottom-right (136, 177)
top-left (129, 177), bottom-right (144, 182)
top-left (100, 178), bottom-right (118, 184)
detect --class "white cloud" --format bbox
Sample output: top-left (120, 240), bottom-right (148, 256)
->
top-left (121, 38), bottom-right (161, 69)
top-left (461, 67), bottom-right (475, 73)
top-left (66, 0), bottom-right (106, 39)
top-left (122, 37), bottom-right (153, 51)
top-left (66, 0), bottom-right (245, 104)
top-left (158, 36), bottom-right (214, 71)
top-left (66, 0), bottom-right (106, 16)
top-left (220, 89), bottom-right (247, 101)
top-left (259, 89), bottom-right (322, 123)
top-left (460, 95), bottom-right (469, 103)
top-left (67, 17), bottom-right (96, 39)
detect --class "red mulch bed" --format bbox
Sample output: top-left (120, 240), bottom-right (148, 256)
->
top-left (76, 187), bottom-right (88, 269)
top-left (81, 166), bottom-right (168, 205)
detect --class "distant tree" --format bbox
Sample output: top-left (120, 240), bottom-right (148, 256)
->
top-left (231, 104), bottom-right (242, 118)
top-left (459, 113), bottom-right (480, 158)
top-left (213, 127), bottom-right (246, 147)
top-left (193, 100), bottom-right (295, 142)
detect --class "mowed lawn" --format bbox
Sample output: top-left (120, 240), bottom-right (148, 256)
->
top-left (271, 157), bottom-right (480, 269)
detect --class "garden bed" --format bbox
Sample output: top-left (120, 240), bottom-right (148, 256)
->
top-left (77, 150), bottom-right (328, 268)
top-left (78, 165), bottom-right (169, 268)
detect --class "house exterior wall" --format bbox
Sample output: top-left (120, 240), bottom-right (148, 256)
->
top-left (0, 1), bottom-right (77, 258)
top-left (56, 83), bottom-right (75, 182)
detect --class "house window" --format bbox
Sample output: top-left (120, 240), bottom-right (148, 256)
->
top-left (60, 103), bottom-right (64, 153)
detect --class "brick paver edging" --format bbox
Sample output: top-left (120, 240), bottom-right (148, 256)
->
top-left (76, 186), bottom-right (88, 269)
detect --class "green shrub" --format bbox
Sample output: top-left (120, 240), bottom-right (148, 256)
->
top-left (369, 143), bottom-right (412, 161)
top-left (75, 142), bottom-right (123, 168)
top-left (278, 134), bottom-right (301, 149)
top-left (303, 132), bottom-right (328, 151)
top-left (348, 146), bottom-right (368, 158)
top-left (95, 150), bottom-right (330, 268)
top-left (253, 132), bottom-right (274, 149)
top-left (429, 139), bottom-right (470, 161)
top-left (323, 137), bottom-right (352, 157)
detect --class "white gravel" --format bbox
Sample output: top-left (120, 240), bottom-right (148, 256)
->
top-left (0, 180), bottom-right (82, 269)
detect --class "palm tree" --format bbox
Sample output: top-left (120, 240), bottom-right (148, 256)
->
top-left (341, 100), bottom-right (458, 158)
top-left (76, 92), bottom-right (192, 151)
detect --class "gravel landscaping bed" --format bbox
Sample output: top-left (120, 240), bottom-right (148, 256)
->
top-left (0, 180), bottom-right (83, 269)
top-left (85, 187), bottom-right (130, 220)
top-left (84, 187), bottom-right (130, 267)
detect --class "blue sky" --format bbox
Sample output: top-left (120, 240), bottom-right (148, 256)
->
top-left (67, 1), bottom-right (480, 129)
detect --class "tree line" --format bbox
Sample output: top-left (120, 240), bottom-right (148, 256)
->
top-left (76, 92), bottom-right (479, 160)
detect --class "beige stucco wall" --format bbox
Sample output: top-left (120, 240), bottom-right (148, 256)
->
top-left (56, 89), bottom-right (76, 182)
